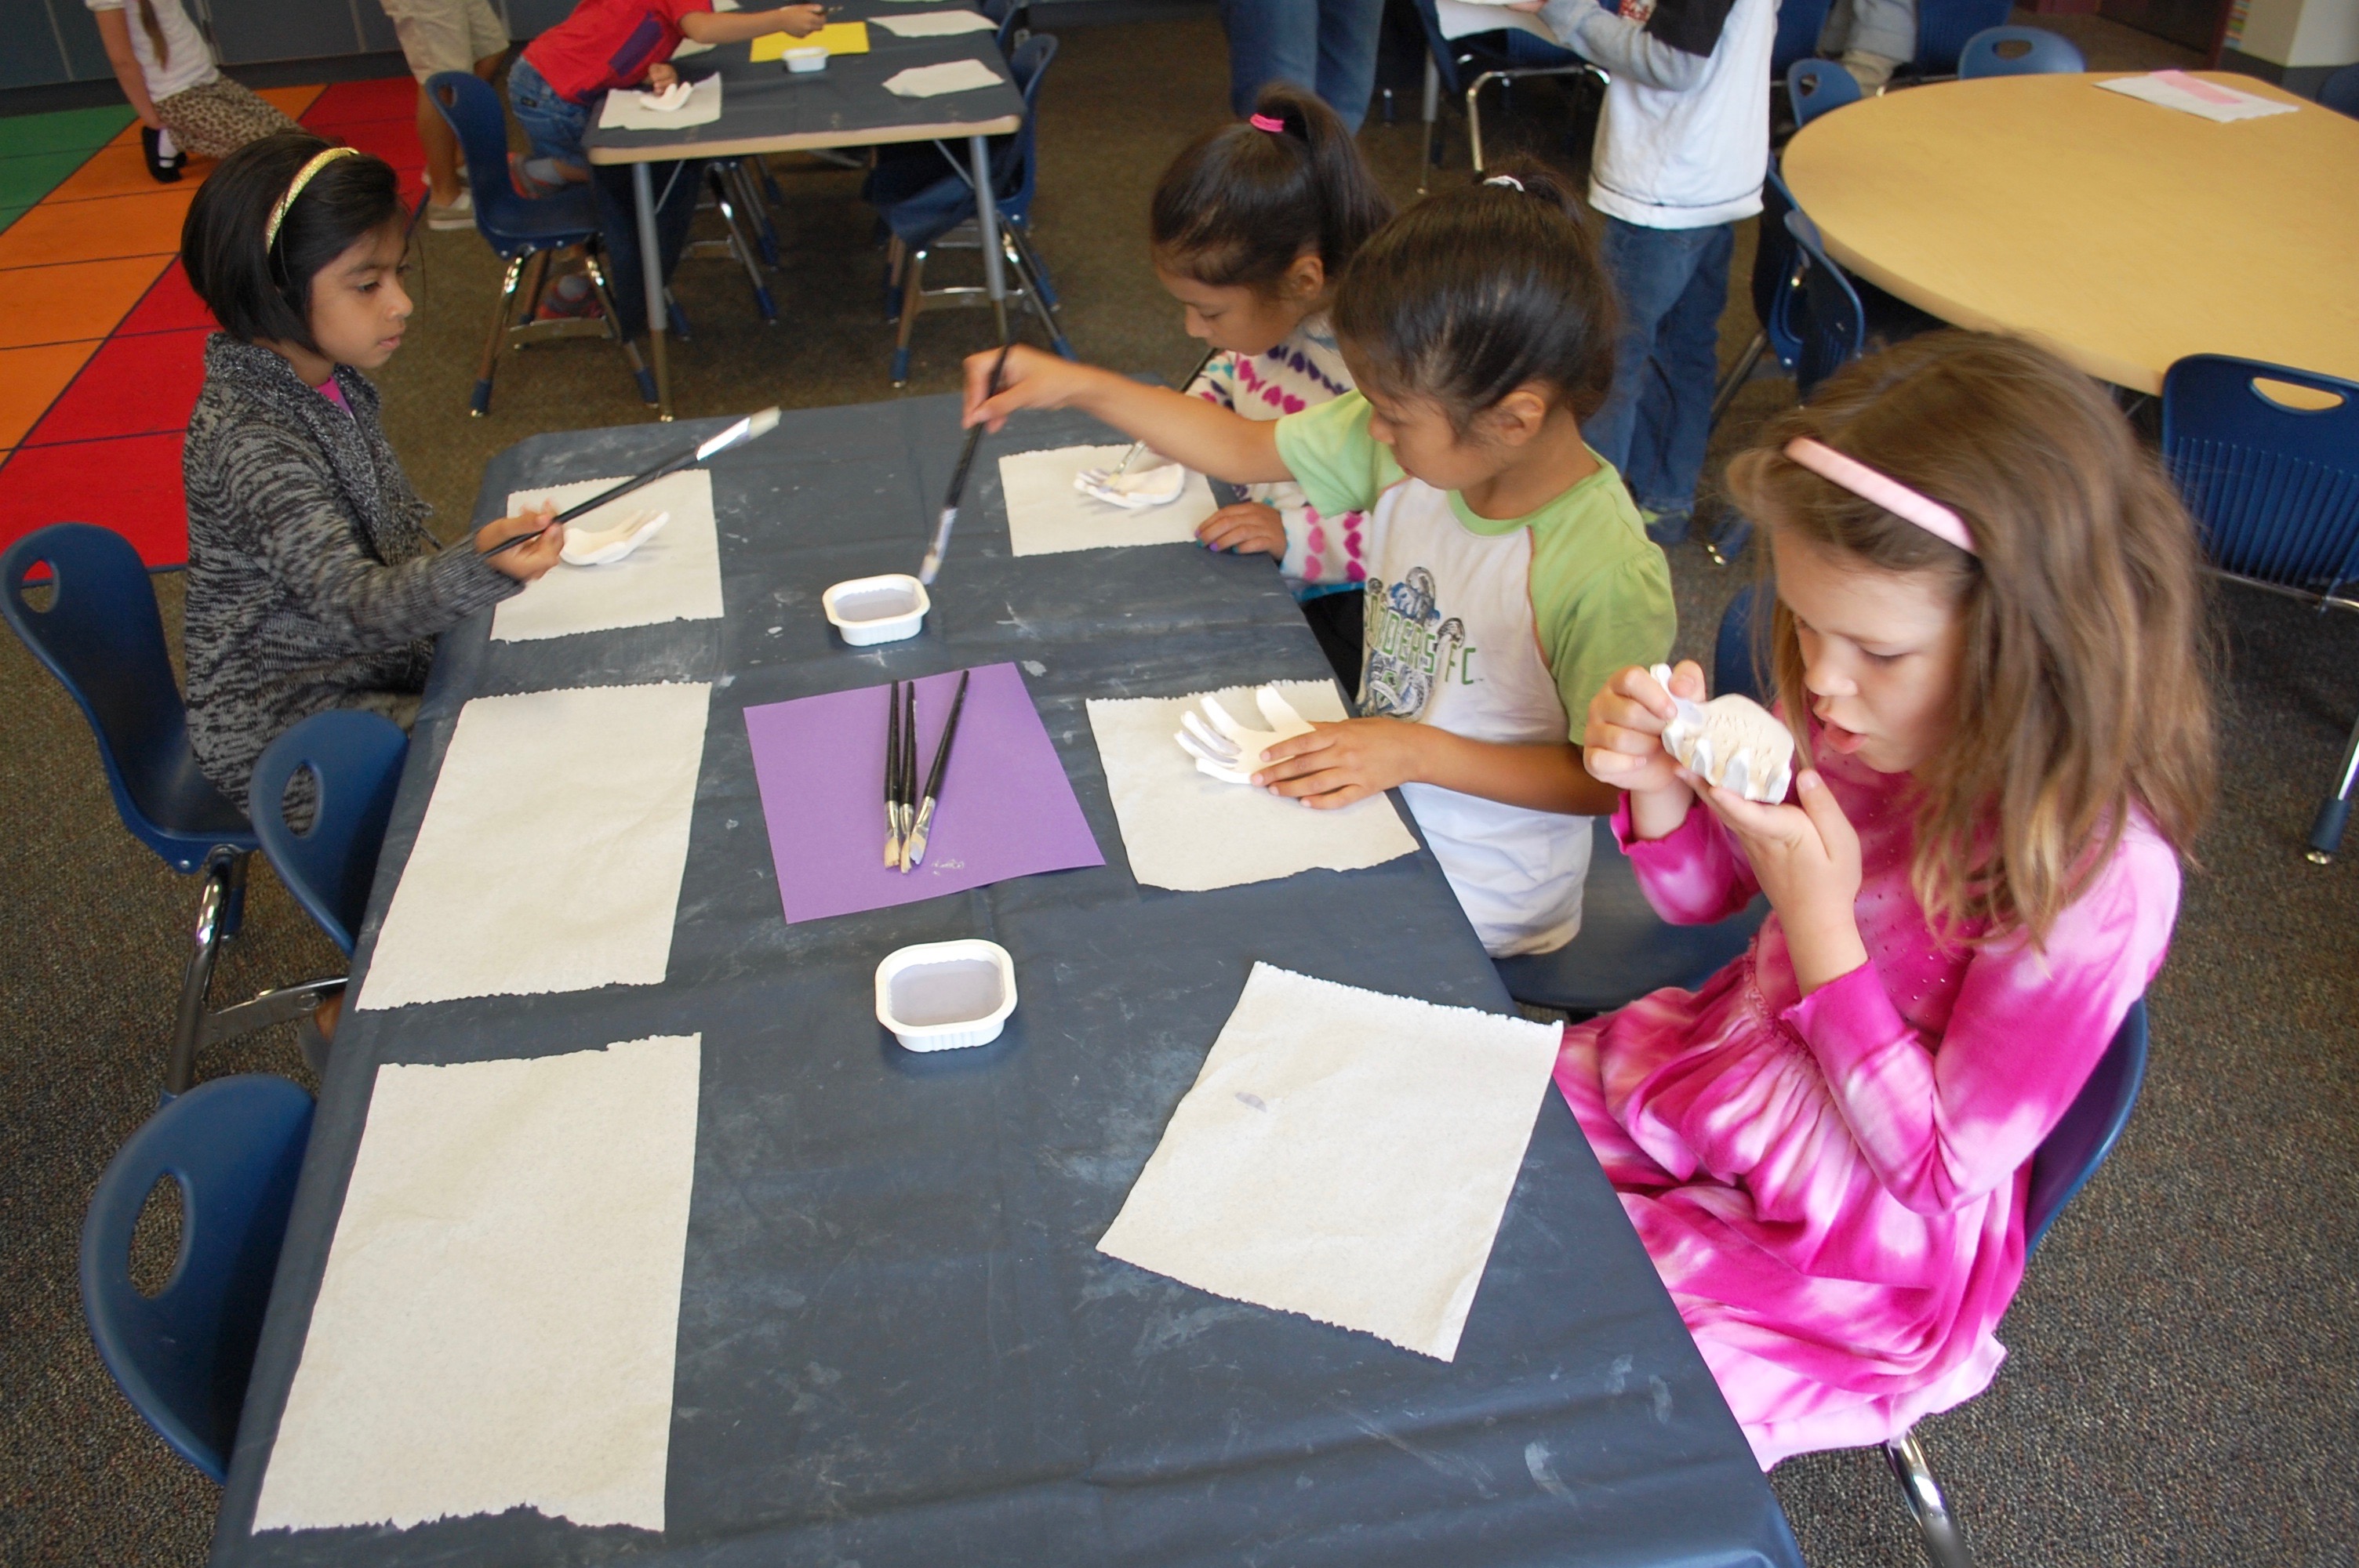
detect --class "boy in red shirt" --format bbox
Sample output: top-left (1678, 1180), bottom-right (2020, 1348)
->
top-left (509, 0), bottom-right (824, 188)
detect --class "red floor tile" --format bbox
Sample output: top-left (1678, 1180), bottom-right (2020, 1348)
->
top-left (0, 431), bottom-right (187, 568)
top-left (25, 327), bottom-right (208, 445)
top-left (322, 120), bottom-right (427, 204)
top-left (303, 77), bottom-right (423, 129)
top-left (116, 260), bottom-right (217, 336)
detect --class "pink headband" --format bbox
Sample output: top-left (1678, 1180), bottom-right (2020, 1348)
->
top-left (1783, 437), bottom-right (1977, 555)
top-left (1249, 112), bottom-right (1286, 133)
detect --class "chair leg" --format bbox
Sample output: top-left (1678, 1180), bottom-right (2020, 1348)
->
top-left (471, 253), bottom-right (526, 416)
top-left (580, 249), bottom-right (659, 406)
top-left (513, 249), bottom-right (553, 328)
top-left (885, 234), bottom-right (907, 321)
top-left (1419, 54), bottom-right (1440, 194)
top-left (1884, 1431), bottom-right (1975, 1568)
top-left (2306, 710), bottom-right (2359, 864)
top-left (732, 160), bottom-right (782, 266)
top-left (1710, 329), bottom-right (1768, 426)
top-left (1003, 234), bottom-right (1074, 361)
top-left (892, 248), bottom-right (925, 386)
top-left (1005, 218), bottom-right (1060, 313)
top-left (164, 848), bottom-right (244, 1098)
top-left (1466, 79), bottom-right (1487, 172)
top-left (707, 168), bottom-right (778, 321)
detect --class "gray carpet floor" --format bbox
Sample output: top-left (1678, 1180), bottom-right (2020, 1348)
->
top-left (5, 9), bottom-right (2355, 1565)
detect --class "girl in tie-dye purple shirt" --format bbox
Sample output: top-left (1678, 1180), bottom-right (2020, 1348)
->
top-left (1573, 334), bottom-right (2214, 1466)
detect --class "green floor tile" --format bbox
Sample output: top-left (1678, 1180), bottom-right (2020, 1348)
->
top-left (0, 150), bottom-right (90, 209)
top-left (0, 205), bottom-right (26, 235)
top-left (0, 105), bottom-right (136, 158)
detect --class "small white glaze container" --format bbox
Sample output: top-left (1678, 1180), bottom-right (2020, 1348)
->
top-left (823, 573), bottom-right (929, 646)
top-left (874, 939), bottom-right (1017, 1051)
top-left (783, 45), bottom-right (827, 73)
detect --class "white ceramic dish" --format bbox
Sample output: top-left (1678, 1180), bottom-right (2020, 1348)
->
top-left (783, 45), bottom-right (827, 72)
top-left (823, 572), bottom-right (929, 645)
top-left (874, 938), bottom-right (1017, 1051)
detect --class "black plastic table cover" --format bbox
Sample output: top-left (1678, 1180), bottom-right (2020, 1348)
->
top-left (209, 396), bottom-right (1805, 1568)
top-left (581, 17), bottom-right (1023, 162)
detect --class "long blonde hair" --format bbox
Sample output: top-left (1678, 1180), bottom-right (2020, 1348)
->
top-left (1725, 332), bottom-right (2215, 946)
top-left (136, 0), bottom-right (171, 65)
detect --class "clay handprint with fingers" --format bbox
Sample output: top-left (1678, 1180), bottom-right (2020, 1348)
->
top-left (1074, 460), bottom-right (1186, 509)
top-left (1174, 688), bottom-right (1314, 785)
top-left (1648, 663), bottom-right (1795, 804)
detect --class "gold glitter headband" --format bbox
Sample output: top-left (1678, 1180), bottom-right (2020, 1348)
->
top-left (264, 147), bottom-right (361, 249)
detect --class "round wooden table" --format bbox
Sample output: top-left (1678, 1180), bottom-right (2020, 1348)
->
top-left (1779, 72), bottom-right (2359, 394)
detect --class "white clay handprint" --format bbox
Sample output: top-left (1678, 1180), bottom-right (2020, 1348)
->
top-left (1173, 688), bottom-right (1314, 785)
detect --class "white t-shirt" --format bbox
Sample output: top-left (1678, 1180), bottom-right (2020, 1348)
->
top-left (1572, 0), bottom-right (1776, 230)
top-left (87, 0), bottom-right (220, 102)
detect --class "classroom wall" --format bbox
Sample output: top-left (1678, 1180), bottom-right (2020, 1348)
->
top-left (2, 0), bottom-right (579, 90)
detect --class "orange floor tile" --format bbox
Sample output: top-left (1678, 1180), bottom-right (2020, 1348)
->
top-left (0, 256), bottom-right (169, 347)
top-left (0, 340), bottom-right (100, 448)
top-left (257, 85), bottom-right (326, 121)
top-left (45, 143), bottom-right (189, 203)
top-left (0, 187), bottom-right (194, 268)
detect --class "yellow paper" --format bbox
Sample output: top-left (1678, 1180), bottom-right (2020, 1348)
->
top-left (751, 20), bottom-right (869, 58)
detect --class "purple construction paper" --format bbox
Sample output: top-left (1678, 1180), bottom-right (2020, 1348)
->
top-left (743, 662), bottom-right (1104, 924)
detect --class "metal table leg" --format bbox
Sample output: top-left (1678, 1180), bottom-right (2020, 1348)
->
top-left (969, 133), bottom-right (1009, 344)
top-left (634, 161), bottom-right (672, 421)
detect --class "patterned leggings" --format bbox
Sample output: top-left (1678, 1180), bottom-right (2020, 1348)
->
top-left (154, 78), bottom-right (300, 162)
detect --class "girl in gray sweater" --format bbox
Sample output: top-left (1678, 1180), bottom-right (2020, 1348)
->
top-left (180, 133), bottom-right (564, 802)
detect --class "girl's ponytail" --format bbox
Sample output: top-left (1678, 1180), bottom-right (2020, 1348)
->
top-left (1150, 82), bottom-right (1394, 292)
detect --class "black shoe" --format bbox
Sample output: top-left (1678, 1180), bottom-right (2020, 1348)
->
top-left (140, 125), bottom-right (183, 183)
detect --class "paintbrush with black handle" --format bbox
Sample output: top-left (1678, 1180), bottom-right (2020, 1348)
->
top-left (883, 680), bottom-right (903, 868)
top-left (917, 341), bottom-right (1013, 586)
top-left (484, 406), bottom-right (781, 559)
top-left (896, 681), bottom-right (919, 872)
top-left (902, 669), bottom-right (971, 870)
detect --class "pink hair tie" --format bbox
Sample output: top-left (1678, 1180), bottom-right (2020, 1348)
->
top-left (1249, 112), bottom-right (1287, 133)
top-left (1783, 437), bottom-right (1978, 556)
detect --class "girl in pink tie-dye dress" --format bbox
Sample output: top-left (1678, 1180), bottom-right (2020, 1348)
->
top-left (1576, 333), bottom-right (2215, 1467)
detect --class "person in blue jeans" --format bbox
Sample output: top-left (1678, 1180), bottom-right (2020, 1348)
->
top-left (1539, 0), bottom-right (1776, 545)
top-left (1219, 0), bottom-right (1385, 132)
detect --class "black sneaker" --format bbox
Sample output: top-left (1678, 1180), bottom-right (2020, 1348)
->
top-left (140, 125), bottom-right (183, 183)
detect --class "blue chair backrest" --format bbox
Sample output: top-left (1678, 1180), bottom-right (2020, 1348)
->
top-left (1958, 24), bottom-right (2085, 77)
top-left (426, 71), bottom-right (598, 254)
top-left (1714, 582), bottom-right (1768, 704)
top-left (1784, 208), bottom-right (1866, 400)
top-left (81, 1073), bottom-right (314, 1482)
top-left (2025, 998), bottom-right (2147, 1256)
top-left (1752, 166), bottom-right (1805, 372)
top-left (1772, 0), bottom-right (1835, 78)
top-left (1411, 0), bottom-right (1468, 95)
top-left (2321, 62), bottom-right (2359, 117)
top-left (0, 524), bottom-right (252, 871)
top-left (248, 710), bottom-right (409, 957)
top-left (1787, 57), bottom-right (1861, 127)
top-left (1913, 0), bottom-right (2012, 74)
top-left (2161, 355), bottom-right (2359, 600)
top-left (996, 32), bottom-right (1059, 214)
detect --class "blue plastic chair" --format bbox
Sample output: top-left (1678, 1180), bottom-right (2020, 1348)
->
top-left (1492, 592), bottom-right (1774, 1014)
top-left (2, 525), bottom-right (340, 1094)
top-left (1788, 56), bottom-right (1862, 127)
top-left (2161, 354), bottom-right (2359, 862)
top-left (247, 711), bottom-right (409, 957)
top-left (869, 34), bottom-right (1073, 385)
top-left (2321, 62), bottom-right (2359, 117)
top-left (1885, 998), bottom-right (2149, 1568)
top-left (1409, 0), bottom-right (1605, 192)
top-left (1710, 168), bottom-right (1807, 427)
top-left (1910, 0), bottom-right (2012, 76)
top-left (1785, 207), bottom-right (1867, 401)
top-left (1957, 24), bottom-right (2085, 78)
top-left (423, 71), bottom-right (656, 415)
top-left (81, 1073), bottom-right (315, 1482)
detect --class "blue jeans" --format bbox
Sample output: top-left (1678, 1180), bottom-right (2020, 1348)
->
top-left (1219, 0), bottom-right (1384, 132)
top-left (507, 53), bottom-right (591, 171)
top-left (1586, 216), bottom-right (1736, 535)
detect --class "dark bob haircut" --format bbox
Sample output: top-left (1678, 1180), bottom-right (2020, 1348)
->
top-left (181, 132), bottom-right (403, 351)
top-left (1332, 160), bottom-right (1619, 430)
top-left (1149, 82), bottom-right (1393, 295)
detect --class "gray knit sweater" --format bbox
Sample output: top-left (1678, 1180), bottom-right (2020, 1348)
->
top-left (183, 335), bottom-right (518, 800)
